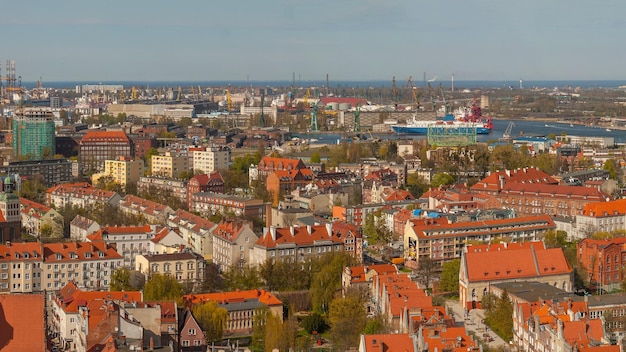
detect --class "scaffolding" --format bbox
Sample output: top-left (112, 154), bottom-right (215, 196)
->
top-left (427, 125), bottom-right (477, 146)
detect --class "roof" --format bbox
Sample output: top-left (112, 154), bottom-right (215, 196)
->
top-left (87, 225), bottom-right (153, 241)
top-left (360, 334), bottom-right (416, 352)
top-left (500, 182), bottom-right (609, 200)
top-left (258, 156), bottom-right (304, 170)
top-left (471, 167), bottom-right (558, 192)
top-left (465, 242), bottom-right (572, 282)
top-left (167, 209), bottom-right (217, 234)
top-left (581, 198), bottom-right (626, 217)
top-left (185, 289), bottom-right (283, 307)
top-left (120, 195), bottom-right (172, 217)
top-left (43, 241), bottom-right (122, 262)
top-left (0, 294), bottom-right (46, 352)
top-left (81, 130), bottom-right (129, 143)
top-left (256, 224), bottom-right (344, 249)
top-left (141, 252), bottom-right (202, 263)
top-left (0, 242), bottom-right (43, 261)
top-left (214, 219), bottom-right (251, 243)
top-left (348, 264), bottom-right (397, 284)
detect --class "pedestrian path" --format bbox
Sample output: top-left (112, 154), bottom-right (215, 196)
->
top-left (445, 299), bottom-right (508, 349)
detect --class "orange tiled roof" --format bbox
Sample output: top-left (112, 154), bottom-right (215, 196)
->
top-left (471, 167), bottom-right (558, 192)
top-left (256, 224), bottom-right (344, 248)
top-left (0, 294), bottom-right (46, 351)
top-left (87, 225), bottom-right (153, 241)
top-left (581, 198), bottom-right (626, 217)
top-left (43, 241), bottom-right (122, 262)
top-left (361, 334), bottom-right (416, 352)
top-left (501, 183), bottom-right (609, 200)
top-left (168, 209), bottom-right (216, 233)
top-left (259, 156), bottom-right (304, 169)
top-left (81, 130), bottom-right (129, 142)
top-left (0, 242), bottom-right (44, 261)
top-left (185, 289), bottom-right (282, 306)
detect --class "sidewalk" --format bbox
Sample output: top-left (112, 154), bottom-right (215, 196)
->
top-left (445, 299), bottom-right (508, 349)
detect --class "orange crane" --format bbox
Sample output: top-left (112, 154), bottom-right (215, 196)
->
top-left (226, 89), bottom-right (232, 112)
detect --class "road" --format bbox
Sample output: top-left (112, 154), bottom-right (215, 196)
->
top-left (445, 299), bottom-right (510, 349)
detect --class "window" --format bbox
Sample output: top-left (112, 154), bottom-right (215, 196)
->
top-left (195, 340), bottom-right (201, 346)
top-left (182, 340), bottom-right (190, 347)
top-left (188, 328), bottom-right (196, 335)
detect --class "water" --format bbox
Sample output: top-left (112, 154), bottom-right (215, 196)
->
top-left (300, 119), bottom-right (626, 144)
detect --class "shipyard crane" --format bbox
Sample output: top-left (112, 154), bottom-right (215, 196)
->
top-left (176, 86), bottom-right (183, 102)
top-left (303, 89), bottom-right (311, 109)
top-left (131, 86), bottom-right (138, 100)
top-left (392, 76), bottom-right (399, 109)
top-left (226, 89), bottom-right (232, 112)
top-left (502, 121), bottom-right (515, 140)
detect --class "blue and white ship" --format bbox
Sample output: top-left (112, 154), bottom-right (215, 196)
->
top-left (392, 114), bottom-right (492, 135)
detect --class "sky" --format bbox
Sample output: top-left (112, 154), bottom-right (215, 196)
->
top-left (2, 0), bottom-right (626, 82)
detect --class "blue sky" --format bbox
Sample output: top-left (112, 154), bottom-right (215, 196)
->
top-left (3, 0), bottom-right (625, 82)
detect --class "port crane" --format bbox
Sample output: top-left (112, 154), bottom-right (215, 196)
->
top-left (502, 121), bottom-right (515, 140)
top-left (226, 89), bottom-right (232, 112)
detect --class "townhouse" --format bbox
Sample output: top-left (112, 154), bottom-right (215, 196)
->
top-left (212, 219), bottom-right (258, 270)
top-left (20, 196), bottom-right (63, 238)
top-left (135, 252), bottom-right (206, 287)
top-left (119, 194), bottom-right (174, 224)
top-left (69, 214), bottom-right (100, 241)
top-left (167, 209), bottom-right (218, 260)
top-left (45, 182), bottom-right (122, 209)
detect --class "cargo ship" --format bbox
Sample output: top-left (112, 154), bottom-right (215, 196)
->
top-left (392, 100), bottom-right (492, 135)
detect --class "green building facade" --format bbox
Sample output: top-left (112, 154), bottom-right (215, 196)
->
top-left (12, 109), bottom-right (56, 160)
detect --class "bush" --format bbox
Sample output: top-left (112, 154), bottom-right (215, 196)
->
top-left (301, 313), bottom-right (326, 334)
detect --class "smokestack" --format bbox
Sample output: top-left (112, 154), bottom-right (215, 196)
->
top-left (451, 73), bottom-right (454, 93)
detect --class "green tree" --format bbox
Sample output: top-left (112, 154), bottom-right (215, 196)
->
top-left (143, 273), bottom-right (182, 301)
top-left (603, 159), bottom-right (619, 180)
top-left (362, 212), bottom-right (393, 245)
top-left (250, 307), bottom-right (269, 352)
top-left (310, 252), bottom-right (356, 314)
top-left (110, 267), bottom-right (134, 291)
top-left (264, 312), bottom-right (286, 352)
top-left (363, 314), bottom-right (388, 334)
top-left (222, 265), bottom-right (263, 291)
top-left (328, 293), bottom-right (367, 351)
top-left (542, 229), bottom-right (568, 248)
top-left (310, 151), bottom-right (321, 163)
top-left (439, 259), bottom-right (460, 293)
top-left (301, 313), bottom-right (326, 334)
top-left (431, 172), bottom-right (455, 188)
top-left (406, 173), bottom-right (429, 198)
top-left (192, 301), bottom-right (228, 343)
top-left (484, 290), bottom-right (514, 342)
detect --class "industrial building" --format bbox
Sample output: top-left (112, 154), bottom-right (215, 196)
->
top-left (11, 108), bottom-right (56, 160)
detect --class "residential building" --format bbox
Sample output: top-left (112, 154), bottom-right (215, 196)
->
top-left (250, 224), bottom-right (349, 267)
top-left (119, 195), bottom-right (174, 224)
top-left (138, 175), bottom-right (188, 204)
top-left (190, 145), bottom-right (231, 174)
top-left (183, 289), bottom-right (283, 337)
top-left (266, 168), bottom-right (314, 205)
top-left (45, 182), bottom-right (122, 209)
top-left (69, 214), bottom-right (100, 241)
top-left (0, 158), bottom-right (72, 187)
top-left (585, 293), bottom-right (626, 336)
top-left (86, 225), bottom-right (159, 267)
top-left (189, 192), bottom-right (265, 219)
top-left (342, 263), bottom-right (397, 296)
top-left (470, 167), bottom-right (558, 195)
top-left (459, 242), bottom-right (573, 309)
top-left (149, 226), bottom-right (186, 254)
top-left (79, 130), bottom-right (133, 172)
top-left (93, 156), bottom-right (144, 187)
top-left (186, 172), bottom-right (225, 208)
top-left (403, 215), bottom-right (555, 270)
top-left (577, 237), bottom-right (626, 292)
top-left (178, 308), bottom-right (207, 351)
top-left (576, 199), bottom-right (626, 239)
top-left (212, 219), bottom-right (259, 269)
top-left (167, 209), bottom-right (217, 260)
top-left (249, 156), bottom-right (306, 184)
top-left (20, 197), bottom-right (63, 238)
top-left (135, 252), bottom-right (206, 287)
top-left (12, 108), bottom-right (56, 159)
top-left (332, 200), bottom-right (416, 227)
top-left (0, 294), bottom-right (46, 352)
top-left (0, 241), bottom-right (43, 293)
top-left (331, 221), bottom-right (364, 262)
top-left (151, 151), bottom-right (188, 178)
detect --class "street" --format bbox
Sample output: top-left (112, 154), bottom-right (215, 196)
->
top-left (445, 299), bottom-right (509, 349)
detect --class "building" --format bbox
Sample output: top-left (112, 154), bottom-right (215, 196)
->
top-left (138, 176), bottom-right (188, 204)
top-left (249, 156), bottom-right (306, 184)
top-left (403, 215), bottom-right (555, 270)
top-left (190, 145), bottom-right (231, 174)
top-left (342, 263), bottom-right (397, 296)
top-left (266, 168), bottom-right (314, 205)
top-left (0, 158), bottom-right (72, 187)
top-left (459, 242), bottom-right (573, 309)
top-left (0, 177), bottom-right (21, 243)
top-left (93, 156), bottom-right (144, 187)
top-left (250, 224), bottom-right (350, 267)
top-left (577, 237), bottom-right (626, 292)
top-left (187, 172), bottom-right (225, 207)
top-left (178, 309), bottom-right (206, 351)
top-left (0, 294), bottom-right (46, 352)
top-left (212, 219), bottom-right (259, 270)
top-left (470, 167), bottom-right (558, 195)
top-left (79, 130), bottom-right (133, 173)
top-left (12, 108), bottom-right (56, 159)
top-left (183, 289), bottom-right (283, 337)
top-left (119, 195), bottom-right (174, 224)
top-left (576, 199), bottom-right (626, 239)
top-left (20, 197), bottom-right (63, 238)
top-left (190, 192), bottom-right (265, 219)
top-left (86, 225), bottom-right (160, 268)
top-left (69, 215), bottom-right (100, 241)
top-left (45, 182), bottom-right (122, 209)
top-left (167, 209), bottom-right (218, 260)
top-left (135, 252), bottom-right (206, 288)
top-left (151, 151), bottom-right (188, 178)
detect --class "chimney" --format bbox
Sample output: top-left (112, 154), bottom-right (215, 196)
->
top-left (265, 203), bottom-right (272, 228)
top-left (307, 225), bottom-right (312, 234)
top-left (325, 223), bottom-right (333, 237)
top-left (289, 226), bottom-right (295, 237)
top-left (270, 226), bottom-right (276, 241)
top-left (5, 241), bottom-right (9, 248)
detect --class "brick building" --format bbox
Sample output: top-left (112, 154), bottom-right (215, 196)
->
top-left (79, 130), bottom-right (133, 173)
top-left (577, 237), bottom-right (626, 292)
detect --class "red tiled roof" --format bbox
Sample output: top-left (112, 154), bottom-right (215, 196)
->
top-left (471, 167), bottom-right (558, 192)
top-left (81, 130), bottom-right (129, 142)
top-left (0, 294), bottom-right (46, 351)
top-left (384, 190), bottom-right (415, 202)
top-left (501, 183), bottom-right (609, 200)
top-left (581, 198), bottom-right (626, 217)
top-left (361, 334), bottom-right (415, 352)
top-left (43, 240), bottom-right (122, 262)
top-left (256, 224), bottom-right (342, 248)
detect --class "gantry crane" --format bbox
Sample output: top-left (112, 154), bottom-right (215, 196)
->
top-left (226, 89), bottom-right (232, 112)
top-left (303, 89), bottom-right (311, 109)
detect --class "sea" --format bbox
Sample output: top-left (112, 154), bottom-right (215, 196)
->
top-left (20, 80), bottom-right (626, 90)
top-left (299, 119), bottom-right (626, 145)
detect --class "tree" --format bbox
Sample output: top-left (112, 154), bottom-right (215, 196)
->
top-left (484, 290), bottom-right (513, 342)
top-left (250, 307), bottom-right (269, 352)
top-left (111, 267), bottom-right (134, 291)
top-left (310, 252), bottom-right (356, 314)
top-left (301, 313), bottom-right (326, 334)
top-left (192, 301), bottom-right (228, 343)
top-left (328, 293), bottom-right (367, 351)
top-left (431, 172), bottom-right (455, 188)
top-left (406, 173), bottom-right (429, 198)
top-left (310, 151), bottom-right (321, 163)
top-left (143, 273), bottom-right (182, 301)
top-left (362, 212), bottom-right (393, 246)
top-left (222, 265), bottom-right (263, 291)
top-left (603, 159), bottom-right (619, 180)
top-left (542, 229), bottom-right (567, 248)
top-left (264, 312), bottom-right (286, 352)
top-left (416, 257), bottom-right (437, 291)
top-left (439, 259), bottom-right (461, 293)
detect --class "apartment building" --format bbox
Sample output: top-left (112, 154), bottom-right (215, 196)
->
top-left (138, 176), bottom-right (188, 204)
top-left (86, 225), bottom-right (162, 267)
top-left (69, 214), bottom-right (101, 241)
top-left (93, 156), bottom-right (144, 187)
top-left (186, 172), bottom-right (225, 208)
top-left (577, 237), bottom-right (626, 291)
top-left (189, 192), bottom-right (265, 219)
top-left (1, 158), bottom-right (72, 187)
top-left (212, 219), bottom-right (258, 270)
top-left (119, 195), bottom-right (174, 224)
top-left (79, 130), bottom-right (133, 173)
top-left (403, 215), bottom-right (555, 269)
top-left (151, 151), bottom-right (188, 178)
top-left (20, 197), bottom-right (63, 238)
top-left (576, 199), bottom-right (626, 239)
top-left (191, 145), bottom-right (231, 174)
top-left (167, 209), bottom-right (218, 260)
top-left (249, 156), bottom-right (306, 184)
top-left (46, 182), bottom-right (122, 209)
top-left (135, 252), bottom-right (206, 287)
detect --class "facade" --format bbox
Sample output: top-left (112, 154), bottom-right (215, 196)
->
top-left (576, 199), bottom-right (626, 239)
top-left (186, 172), bottom-right (225, 208)
top-left (79, 130), bottom-right (133, 172)
top-left (212, 219), bottom-right (259, 269)
top-left (151, 151), bottom-right (188, 178)
top-left (0, 240), bottom-right (122, 293)
top-left (135, 252), bottom-right (206, 287)
top-left (403, 215), bottom-right (555, 269)
top-left (119, 195), bottom-right (174, 224)
top-left (190, 192), bottom-right (265, 219)
top-left (167, 209), bottom-right (217, 260)
top-left (69, 215), bottom-right (100, 241)
top-left (86, 225), bottom-right (159, 268)
top-left (191, 145), bottom-right (231, 173)
top-left (459, 242), bottom-right (573, 309)
top-left (46, 182), bottom-right (122, 209)
top-left (96, 156), bottom-right (144, 187)
top-left (0, 177), bottom-right (21, 243)
top-left (12, 108), bottom-right (56, 159)
top-left (577, 237), bottom-right (626, 291)
top-left (266, 168), bottom-right (314, 205)
top-left (138, 175), bottom-right (188, 204)
top-left (249, 156), bottom-right (306, 184)
top-left (20, 197), bottom-right (63, 238)
top-left (1, 158), bottom-right (72, 187)
top-left (183, 289), bottom-right (283, 337)
top-left (178, 309), bottom-right (207, 351)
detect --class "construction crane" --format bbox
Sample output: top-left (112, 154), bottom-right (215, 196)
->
top-left (406, 76), bottom-right (420, 111)
top-left (176, 86), bottom-right (183, 102)
top-left (226, 89), bottom-right (232, 112)
top-left (353, 103), bottom-right (361, 132)
top-left (303, 89), bottom-right (310, 109)
top-left (131, 86), bottom-right (138, 101)
top-left (392, 76), bottom-right (399, 109)
top-left (502, 121), bottom-right (515, 140)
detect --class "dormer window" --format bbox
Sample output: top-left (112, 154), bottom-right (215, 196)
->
top-left (99, 252), bottom-right (105, 258)
top-left (14, 253), bottom-right (19, 259)
top-left (85, 253), bottom-right (91, 259)
top-left (33, 252), bottom-right (38, 258)
top-left (56, 254), bottom-right (62, 260)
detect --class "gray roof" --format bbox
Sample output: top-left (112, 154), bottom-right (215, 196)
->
top-left (491, 281), bottom-right (583, 304)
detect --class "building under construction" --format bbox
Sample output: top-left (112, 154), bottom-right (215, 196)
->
top-left (12, 109), bottom-right (56, 160)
